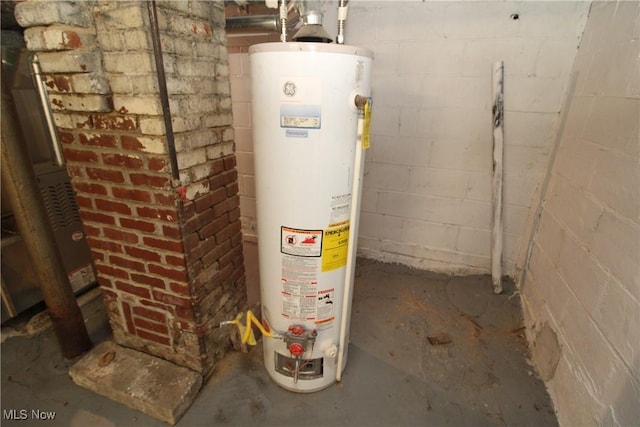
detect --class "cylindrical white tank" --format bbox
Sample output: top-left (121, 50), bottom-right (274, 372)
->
top-left (249, 42), bottom-right (372, 392)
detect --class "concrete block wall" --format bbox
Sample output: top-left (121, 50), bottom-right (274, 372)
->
top-left (520, 2), bottom-right (640, 425)
top-left (229, 1), bottom-right (591, 276)
top-left (17, 0), bottom-right (245, 375)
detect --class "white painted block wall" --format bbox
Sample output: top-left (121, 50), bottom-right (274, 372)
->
top-left (229, 1), bottom-right (590, 276)
top-left (345, 1), bottom-right (590, 275)
top-left (520, 2), bottom-right (640, 425)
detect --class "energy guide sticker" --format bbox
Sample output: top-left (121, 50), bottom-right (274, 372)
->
top-left (321, 224), bottom-right (350, 272)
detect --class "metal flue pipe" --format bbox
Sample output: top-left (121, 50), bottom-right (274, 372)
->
top-left (226, 14), bottom-right (280, 33)
top-left (1, 77), bottom-right (92, 359)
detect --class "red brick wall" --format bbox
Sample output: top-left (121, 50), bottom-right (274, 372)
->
top-left (16, 0), bottom-right (245, 375)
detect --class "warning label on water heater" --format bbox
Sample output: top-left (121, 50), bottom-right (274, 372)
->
top-left (281, 227), bottom-right (323, 257)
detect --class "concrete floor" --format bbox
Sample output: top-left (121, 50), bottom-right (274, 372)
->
top-left (1, 258), bottom-right (558, 426)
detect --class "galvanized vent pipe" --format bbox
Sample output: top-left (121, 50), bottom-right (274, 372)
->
top-left (226, 14), bottom-right (280, 33)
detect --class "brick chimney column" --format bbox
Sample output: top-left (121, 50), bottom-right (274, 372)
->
top-left (15, 0), bottom-right (246, 375)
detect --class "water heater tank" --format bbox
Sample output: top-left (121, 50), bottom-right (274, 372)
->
top-left (249, 42), bottom-right (373, 392)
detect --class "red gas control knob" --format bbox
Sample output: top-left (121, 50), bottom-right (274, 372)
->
top-left (288, 325), bottom-right (304, 335)
top-left (289, 343), bottom-right (304, 356)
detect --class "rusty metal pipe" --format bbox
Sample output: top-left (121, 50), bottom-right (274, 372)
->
top-left (1, 77), bottom-right (92, 358)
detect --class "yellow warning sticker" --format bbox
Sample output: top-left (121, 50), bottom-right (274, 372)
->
top-left (321, 223), bottom-right (350, 272)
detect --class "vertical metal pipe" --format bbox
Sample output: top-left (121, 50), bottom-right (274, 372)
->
top-left (279, 0), bottom-right (288, 42)
top-left (491, 61), bottom-right (504, 295)
top-left (147, 0), bottom-right (179, 180)
top-left (31, 56), bottom-right (64, 167)
top-left (336, 0), bottom-right (348, 44)
top-left (1, 77), bottom-right (92, 358)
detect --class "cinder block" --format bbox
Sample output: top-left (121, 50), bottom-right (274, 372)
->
top-left (377, 190), bottom-right (491, 229)
top-left (536, 40), bottom-right (582, 79)
top-left (397, 40), bottom-right (464, 77)
top-left (230, 76), bottom-right (251, 103)
top-left (544, 176), bottom-right (603, 245)
top-left (556, 233), bottom-right (608, 316)
top-left (240, 174), bottom-right (256, 198)
top-left (364, 162), bottom-right (409, 192)
top-left (370, 105), bottom-right (399, 136)
top-left (505, 76), bottom-right (568, 113)
top-left (233, 127), bottom-right (253, 153)
top-left (362, 41), bottom-right (402, 80)
top-left (456, 227), bottom-right (490, 257)
top-left (407, 167), bottom-right (470, 199)
top-left (547, 355), bottom-right (604, 427)
top-left (428, 136), bottom-right (491, 172)
top-left (594, 277), bottom-right (640, 368)
top-left (517, 1), bottom-right (591, 40)
top-left (527, 243), bottom-right (571, 318)
top-left (560, 294), bottom-right (625, 399)
top-left (532, 209), bottom-right (565, 262)
top-left (358, 212), bottom-right (405, 241)
top-left (442, 2), bottom-right (519, 40)
top-left (376, 4), bottom-right (445, 42)
top-left (231, 102), bottom-right (251, 128)
top-left (458, 39), bottom-right (540, 78)
top-left (553, 139), bottom-right (598, 189)
top-left (589, 143), bottom-right (639, 221)
top-left (398, 107), bottom-right (419, 136)
top-left (360, 188), bottom-right (379, 214)
top-left (503, 205), bottom-right (530, 235)
top-left (590, 211), bottom-right (640, 298)
top-left (234, 151), bottom-right (254, 176)
top-left (420, 76), bottom-right (489, 110)
top-left (465, 171), bottom-right (491, 202)
top-left (503, 174), bottom-right (539, 208)
top-left (584, 96), bottom-right (639, 157)
top-left (504, 112), bottom-right (556, 148)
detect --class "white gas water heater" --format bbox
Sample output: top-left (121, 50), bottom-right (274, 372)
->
top-left (249, 0), bottom-right (373, 392)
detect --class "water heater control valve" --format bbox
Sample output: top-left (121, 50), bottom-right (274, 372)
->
top-left (284, 324), bottom-right (317, 356)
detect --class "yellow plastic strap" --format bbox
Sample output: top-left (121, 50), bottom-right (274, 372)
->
top-left (362, 99), bottom-right (372, 149)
